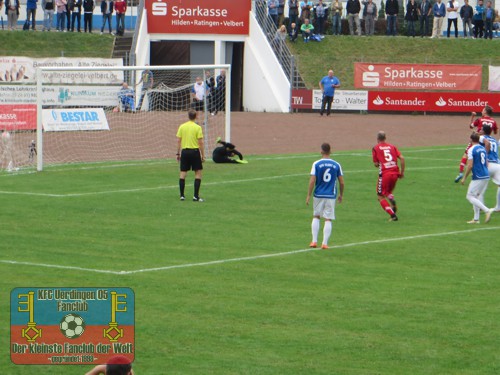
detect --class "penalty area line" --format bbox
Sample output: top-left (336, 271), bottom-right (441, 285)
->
top-left (2, 227), bottom-right (497, 275)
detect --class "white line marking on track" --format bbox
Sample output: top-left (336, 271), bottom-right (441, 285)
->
top-left (2, 227), bottom-right (498, 275)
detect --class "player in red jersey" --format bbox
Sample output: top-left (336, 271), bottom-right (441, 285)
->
top-left (455, 105), bottom-right (498, 182)
top-left (372, 131), bottom-right (405, 221)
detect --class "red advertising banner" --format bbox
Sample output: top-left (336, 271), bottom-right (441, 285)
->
top-left (291, 89), bottom-right (313, 109)
top-left (354, 63), bottom-right (482, 91)
top-left (0, 104), bottom-right (36, 131)
top-left (368, 91), bottom-right (500, 112)
top-left (145, 0), bottom-right (251, 35)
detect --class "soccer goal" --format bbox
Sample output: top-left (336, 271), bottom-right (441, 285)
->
top-left (31, 64), bottom-right (231, 171)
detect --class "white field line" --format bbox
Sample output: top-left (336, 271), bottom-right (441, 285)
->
top-left (0, 164), bottom-right (457, 198)
top-left (0, 146), bottom-right (464, 178)
top-left (1, 227), bottom-right (498, 275)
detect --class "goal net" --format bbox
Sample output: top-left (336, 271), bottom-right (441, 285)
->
top-left (20, 64), bottom-right (231, 171)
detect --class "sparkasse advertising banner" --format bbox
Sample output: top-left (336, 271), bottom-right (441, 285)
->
top-left (145, 0), bottom-right (250, 35)
top-left (0, 105), bottom-right (36, 130)
top-left (354, 63), bottom-right (482, 91)
top-left (368, 91), bottom-right (500, 112)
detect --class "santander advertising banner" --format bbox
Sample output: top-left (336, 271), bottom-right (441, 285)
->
top-left (145, 0), bottom-right (251, 35)
top-left (368, 91), bottom-right (500, 112)
top-left (354, 63), bottom-right (482, 91)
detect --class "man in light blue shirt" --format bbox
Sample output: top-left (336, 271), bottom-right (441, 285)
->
top-left (319, 69), bottom-right (341, 116)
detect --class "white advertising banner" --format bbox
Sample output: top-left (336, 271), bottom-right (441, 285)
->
top-left (42, 108), bottom-right (110, 131)
top-left (0, 85), bottom-right (121, 106)
top-left (312, 90), bottom-right (368, 111)
top-left (0, 56), bottom-right (124, 84)
top-left (488, 66), bottom-right (500, 92)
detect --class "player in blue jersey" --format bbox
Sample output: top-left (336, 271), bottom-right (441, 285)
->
top-left (306, 143), bottom-right (344, 249)
top-left (461, 132), bottom-right (494, 224)
top-left (479, 124), bottom-right (500, 212)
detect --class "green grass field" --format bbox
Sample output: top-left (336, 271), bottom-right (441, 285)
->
top-left (1, 145), bottom-right (500, 374)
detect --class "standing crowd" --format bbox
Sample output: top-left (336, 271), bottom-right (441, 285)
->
top-left (260, 0), bottom-right (499, 40)
top-left (0, 0), bottom-right (127, 34)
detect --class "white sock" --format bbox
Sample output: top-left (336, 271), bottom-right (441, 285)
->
top-left (467, 194), bottom-right (490, 213)
top-left (496, 187), bottom-right (500, 210)
top-left (311, 218), bottom-right (320, 243)
top-left (322, 220), bottom-right (332, 246)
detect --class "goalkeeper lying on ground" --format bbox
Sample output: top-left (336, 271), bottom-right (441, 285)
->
top-left (212, 137), bottom-right (248, 164)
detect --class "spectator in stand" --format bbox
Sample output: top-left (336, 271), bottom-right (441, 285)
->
top-left (300, 17), bottom-right (314, 41)
top-left (483, 0), bottom-right (496, 39)
top-left (385, 0), bottom-right (399, 35)
top-left (55, 0), bottom-right (66, 31)
top-left (82, 0), bottom-right (93, 32)
top-left (362, 0), bottom-right (377, 36)
top-left (299, 0), bottom-right (313, 23)
top-left (289, 21), bottom-right (299, 41)
top-left (446, 0), bottom-right (459, 37)
top-left (419, 0), bottom-right (432, 36)
top-left (460, 0), bottom-right (473, 37)
top-left (41, 0), bottom-right (54, 31)
top-left (288, 0), bottom-right (299, 25)
top-left (268, 0), bottom-right (279, 27)
top-left (405, 0), bottom-right (419, 36)
top-left (277, 0), bottom-right (285, 25)
top-left (26, 0), bottom-right (38, 30)
top-left (204, 70), bottom-right (216, 115)
top-left (100, 0), bottom-right (113, 34)
top-left (114, 0), bottom-right (126, 35)
top-left (274, 24), bottom-right (288, 54)
top-left (314, 0), bottom-right (327, 36)
top-left (70, 0), bottom-right (81, 31)
top-left (473, 0), bottom-right (485, 38)
top-left (65, 0), bottom-right (71, 30)
top-left (5, 0), bottom-right (20, 30)
top-left (346, 0), bottom-right (361, 35)
top-left (215, 69), bottom-right (226, 113)
top-left (431, 0), bottom-right (446, 38)
top-left (331, 0), bottom-right (343, 35)
top-left (494, 12), bottom-right (500, 37)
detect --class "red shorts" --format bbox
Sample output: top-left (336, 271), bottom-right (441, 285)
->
top-left (377, 173), bottom-right (399, 197)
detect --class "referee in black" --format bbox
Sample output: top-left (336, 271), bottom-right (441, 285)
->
top-left (176, 109), bottom-right (205, 202)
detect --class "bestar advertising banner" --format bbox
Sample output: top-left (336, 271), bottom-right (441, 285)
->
top-left (368, 91), bottom-right (500, 112)
top-left (145, 0), bottom-right (251, 35)
top-left (354, 63), bottom-right (482, 91)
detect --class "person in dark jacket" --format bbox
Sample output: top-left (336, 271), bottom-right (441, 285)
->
top-left (212, 138), bottom-right (246, 164)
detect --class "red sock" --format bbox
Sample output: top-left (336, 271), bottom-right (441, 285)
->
top-left (380, 200), bottom-right (395, 216)
top-left (459, 156), bottom-right (467, 173)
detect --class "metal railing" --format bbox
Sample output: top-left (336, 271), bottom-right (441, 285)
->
top-left (252, 1), bottom-right (306, 90)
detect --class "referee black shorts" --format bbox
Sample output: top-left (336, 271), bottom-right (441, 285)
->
top-left (180, 149), bottom-right (203, 171)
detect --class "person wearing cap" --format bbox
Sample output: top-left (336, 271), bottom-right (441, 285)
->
top-left (85, 355), bottom-right (133, 375)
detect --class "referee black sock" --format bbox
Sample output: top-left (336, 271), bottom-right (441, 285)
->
top-left (194, 178), bottom-right (201, 198)
top-left (179, 179), bottom-right (185, 197)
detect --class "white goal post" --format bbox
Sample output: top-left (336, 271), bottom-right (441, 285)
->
top-left (35, 64), bottom-right (231, 171)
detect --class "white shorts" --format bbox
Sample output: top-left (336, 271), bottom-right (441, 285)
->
top-left (313, 197), bottom-right (336, 220)
top-left (488, 162), bottom-right (500, 185)
top-left (467, 179), bottom-right (489, 198)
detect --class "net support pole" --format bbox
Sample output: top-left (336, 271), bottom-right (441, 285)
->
top-left (36, 68), bottom-right (43, 172)
top-left (225, 65), bottom-right (231, 143)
